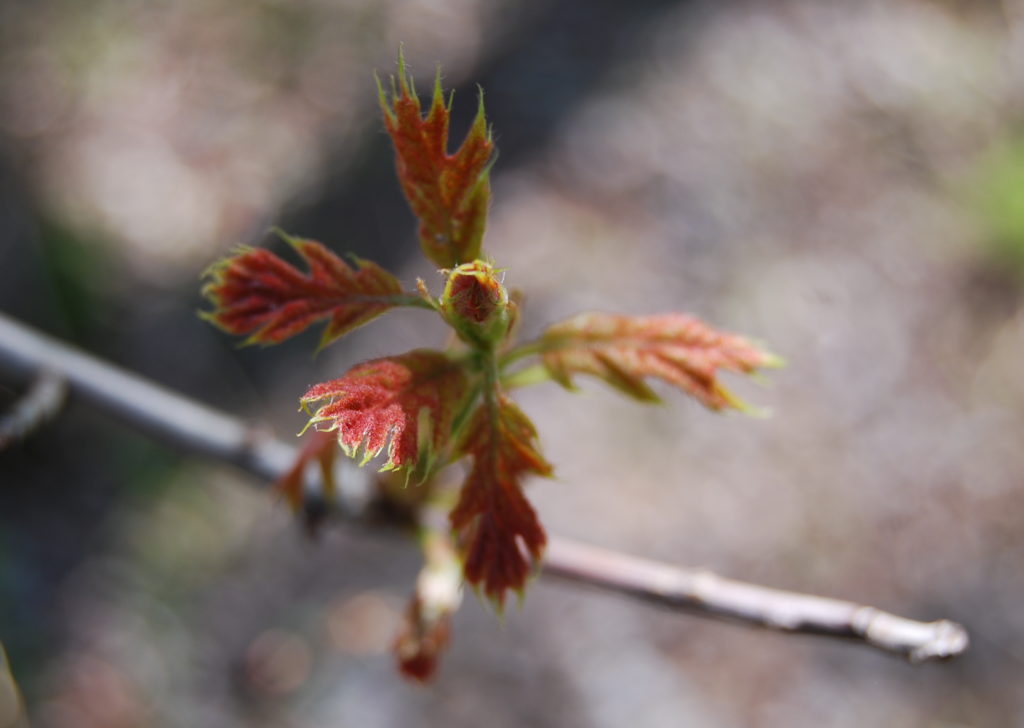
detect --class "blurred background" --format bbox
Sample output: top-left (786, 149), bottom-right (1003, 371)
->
top-left (1, 0), bottom-right (1023, 725)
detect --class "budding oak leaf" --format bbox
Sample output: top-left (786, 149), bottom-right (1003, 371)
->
top-left (440, 260), bottom-right (513, 347)
top-left (195, 54), bottom-right (787, 684)
top-left (201, 234), bottom-right (404, 348)
top-left (301, 350), bottom-right (469, 480)
top-left (451, 395), bottom-right (552, 605)
top-left (539, 313), bottom-right (780, 410)
top-left (378, 57), bottom-right (494, 268)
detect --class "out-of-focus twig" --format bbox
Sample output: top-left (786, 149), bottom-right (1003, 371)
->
top-left (0, 311), bottom-right (969, 662)
top-left (0, 641), bottom-right (30, 728)
top-left (0, 312), bottom-right (373, 514)
top-left (544, 538), bottom-right (968, 662)
top-left (0, 369), bottom-right (67, 449)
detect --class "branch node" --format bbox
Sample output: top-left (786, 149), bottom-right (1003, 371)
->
top-left (909, 620), bottom-right (970, 663)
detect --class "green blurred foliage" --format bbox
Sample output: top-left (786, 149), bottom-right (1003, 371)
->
top-left (965, 136), bottom-right (1024, 278)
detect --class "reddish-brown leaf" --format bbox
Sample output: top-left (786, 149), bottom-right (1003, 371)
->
top-left (201, 233), bottom-right (404, 348)
top-left (273, 430), bottom-right (338, 535)
top-left (274, 429), bottom-right (338, 511)
top-left (451, 396), bottom-right (552, 606)
top-left (393, 529), bottom-right (462, 682)
top-left (394, 594), bottom-right (452, 682)
top-left (539, 313), bottom-right (781, 410)
top-left (301, 350), bottom-right (469, 479)
top-left (378, 55), bottom-right (494, 268)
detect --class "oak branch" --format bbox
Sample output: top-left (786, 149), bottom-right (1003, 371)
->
top-left (0, 312), bottom-right (968, 663)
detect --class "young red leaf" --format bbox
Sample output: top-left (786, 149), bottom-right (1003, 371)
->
top-left (395, 595), bottom-right (453, 682)
top-left (201, 233), bottom-right (405, 348)
top-left (274, 430), bottom-right (337, 511)
top-left (301, 350), bottom-right (469, 480)
top-left (394, 529), bottom-right (462, 682)
top-left (451, 395), bottom-right (552, 606)
top-left (538, 313), bottom-right (781, 410)
top-left (378, 55), bottom-right (494, 268)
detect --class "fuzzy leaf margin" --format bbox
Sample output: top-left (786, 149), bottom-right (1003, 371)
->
top-left (538, 312), bottom-right (781, 410)
top-left (201, 233), bottom-right (406, 349)
top-left (378, 53), bottom-right (494, 268)
top-left (451, 395), bottom-right (552, 606)
top-left (301, 350), bottom-right (469, 481)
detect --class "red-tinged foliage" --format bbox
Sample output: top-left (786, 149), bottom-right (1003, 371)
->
top-left (446, 262), bottom-right (502, 323)
top-left (378, 56), bottom-right (494, 268)
top-left (301, 350), bottom-right (469, 478)
top-left (201, 235), bottom-right (404, 348)
top-left (200, 54), bottom-right (785, 683)
top-left (394, 594), bottom-right (453, 683)
top-left (394, 529), bottom-right (462, 681)
top-left (440, 261), bottom-right (512, 347)
top-left (274, 429), bottom-right (338, 511)
top-left (539, 313), bottom-right (781, 410)
top-left (451, 395), bottom-right (552, 605)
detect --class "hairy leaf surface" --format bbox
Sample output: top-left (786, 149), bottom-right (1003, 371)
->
top-left (451, 396), bottom-right (551, 605)
top-left (202, 235), bottom-right (404, 348)
top-left (378, 56), bottom-right (494, 268)
top-left (301, 350), bottom-right (469, 478)
top-left (539, 313), bottom-right (780, 410)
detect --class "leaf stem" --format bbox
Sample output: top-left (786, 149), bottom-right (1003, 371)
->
top-left (498, 338), bottom-right (546, 369)
top-left (386, 293), bottom-right (438, 310)
top-left (481, 346), bottom-right (501, 419)
top-left (500, 363), bottom-right (552, 390)
top-left (445, 380), bottom-right (482, 459)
